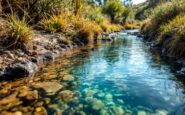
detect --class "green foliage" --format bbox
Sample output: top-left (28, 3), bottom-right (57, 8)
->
top-left (103, 0), bottom-right (125, 23)
top-left (141, 0), bottom-right (185, 57)
top-left (0, 0), bottom-right (125, 48)
top-left (142, 1), bottom-right (185, 38)
top-left (158, 14), bottom-right (185, 57)
top-left (85, 7), bottom-right (106, 24)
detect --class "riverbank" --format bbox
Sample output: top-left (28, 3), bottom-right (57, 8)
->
top-left (139, 34), bottom-right (185, 76)
top-left (139, 1), bottom-right (185, 76)
top-left (0, 0), bottom-right (128, 80)
top-left (0, 30), bottom-right (119, 80)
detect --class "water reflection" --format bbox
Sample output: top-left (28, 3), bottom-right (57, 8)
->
top-left (68, 31), bottom-right (185, 114)
top-left (1, 30), bottom-right (185, 115)
top-left (32, 31), bottom-right (185, 114)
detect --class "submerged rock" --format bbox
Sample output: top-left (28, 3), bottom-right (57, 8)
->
top-left (18, 90), bottom-right (39, 103)
top-left (84, 89), bottom-right (98, 97)
top-left (0, 111), bottom-right (23, 115)
top-left (33, 82), bottom-right (63, 95)
top-left (0, 92), bottom-right (21, 111)
top-left (62, 74), bottom-right (74, 82)
top-left (100, 109), bottom-right (109, 115)
top-left (57, 90), bottom-right (76, 103)
top-left (137, 111), bottom-right (147, 115)
top-left (105, 94), bottom-right (113, 101)
top-left (86, 97), bottom-right (104, 111)
top-left (112, 106), bottom-right (124, 115)
top-left (155, 110), bottom-right (168, 115)
top-left (97, 92), bottom-right (105, 98)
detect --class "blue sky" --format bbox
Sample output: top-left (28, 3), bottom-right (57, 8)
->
top-left (132, 0), bottom-right (146, 4)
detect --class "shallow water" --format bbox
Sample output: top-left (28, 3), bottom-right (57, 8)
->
top-left (36, 30), bottom-right (185, 115)
top-left (1, 30), bottom-right (185, 115)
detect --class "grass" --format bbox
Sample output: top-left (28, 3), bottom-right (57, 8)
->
top-left (41, 14), bottom-right (68, 33)
top-left (0, 0), bottom-right (125, 49)
top-left (72, 18), bottom-right (103, 43)
top-left (141, 1), bottom-right (185, 38)
top-left (141, 0), bottom-right (185, 57)
top-left (124, 22), bottom-right (140, 29)
top-left (5, 15), bottom-right (34, 48)
top-left (101, 21), bottom-right (123, 33)
top-left (158, 14), bottom-right (185, 57)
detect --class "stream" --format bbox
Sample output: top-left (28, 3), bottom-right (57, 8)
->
top-left (0, 30), bottom-right (185, 115)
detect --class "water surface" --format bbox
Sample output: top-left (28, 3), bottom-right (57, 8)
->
top-left (39, 30), bottom-right (185, 114)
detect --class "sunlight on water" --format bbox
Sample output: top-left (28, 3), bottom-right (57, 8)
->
top-left (1, 30), bottom-right (184, 115)
top-left (34, 30), bottom-right (185, 115)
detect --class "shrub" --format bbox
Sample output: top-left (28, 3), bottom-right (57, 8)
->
top-left (158, 14), bottom-right (185, 57)
top-left (103, 0), bottom-right (125, 23)
top-left (2, 0), bottom-right (72, 22)
top-left (71, 17), bottom-right (102, 44)
top-left (5, 15), bottom-right (34, 48)
top-left (85, 7), bottom-right (106, 24)
top-left (41, 14), bottom-right (68, 33)
top-left (142, 1), bottom-right (185, 38)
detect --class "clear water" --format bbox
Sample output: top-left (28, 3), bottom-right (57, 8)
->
top-left (40, 30), bottom-right (185, 115)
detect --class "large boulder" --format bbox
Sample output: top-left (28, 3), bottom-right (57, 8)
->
top-left (3, 61), bottom-right (38, 78)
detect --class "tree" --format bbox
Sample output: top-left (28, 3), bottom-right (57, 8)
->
top-left (103, 0), bottom-right (125, 23)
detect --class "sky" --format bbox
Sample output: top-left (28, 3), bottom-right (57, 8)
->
top-left (132, 0), bottom-right (146, 4)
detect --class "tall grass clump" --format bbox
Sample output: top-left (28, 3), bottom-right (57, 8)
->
top-left (41, 14), bottom-right (68, 33)
top-left (71, 17), bottom-right (102, 44)
top-left (4, 15), bottom-right (34, 48)
top-left (2, 0), bottom-right (72, 22)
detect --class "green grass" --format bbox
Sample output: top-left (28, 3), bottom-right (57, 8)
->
top-left (159, 14), bottom-right (185, 57)
top-left (141, 0), bottom-right (185, 57)
top-left (141, 1), bottom-right (185, 38)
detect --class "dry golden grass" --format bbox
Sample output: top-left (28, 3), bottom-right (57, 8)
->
top-left (5, 15), bottom-right (34, 48)
top-left (124, 23), bottom-right (140, 30)
top-left (70, 17), bottom-right (103, 43)
top-left (41, 14), bottom-right (68, 33)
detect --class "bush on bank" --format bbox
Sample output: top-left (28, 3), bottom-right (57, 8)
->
top-left (141, 0), bottom-right (185, 57)
top-left (0, 0), bottom-right (126, 49)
